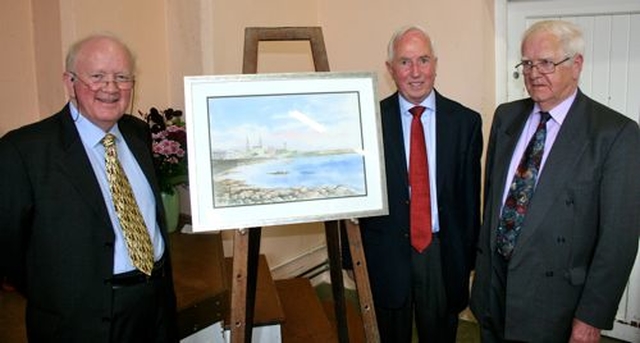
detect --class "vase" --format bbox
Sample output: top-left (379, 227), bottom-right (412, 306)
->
top-left (161, 188), bottom-right (180, 233)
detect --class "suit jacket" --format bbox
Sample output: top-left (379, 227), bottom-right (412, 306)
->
top-left (0, 104), bottom-right (177, 342)
top-left (470, 90), bottom-right (640, 341)
top-left (357, 91), bottom-right (482, 313)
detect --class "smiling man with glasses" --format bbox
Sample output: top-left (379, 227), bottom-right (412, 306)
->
top-left (471, 20), bottom-right (640, 343)
top-left (0, 34), bottom-right (178, 342)
top-left (63, 37), bottom-right (137, 131)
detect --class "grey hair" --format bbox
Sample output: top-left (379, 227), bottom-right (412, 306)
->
top-left (522, 20), bottom-right (585, 57)
top-left (65, 33), bottom-right (135, 72)
top-left (386, 25), bottom-right (437, 62)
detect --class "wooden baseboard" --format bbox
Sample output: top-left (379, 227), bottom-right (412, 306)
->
top-left (270, 244), bottom-right (328, 280)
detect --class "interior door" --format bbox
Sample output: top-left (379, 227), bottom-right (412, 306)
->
top-left (505, 1), bottom-right (640, 341)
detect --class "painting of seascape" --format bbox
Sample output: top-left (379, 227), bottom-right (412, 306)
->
top-left (209, 91), bottom-right (366, 207)
top-left (184, 72), bottom-right (386, 231)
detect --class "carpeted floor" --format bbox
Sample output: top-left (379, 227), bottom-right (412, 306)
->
top-left (314, 282), bottom-right (482, 342)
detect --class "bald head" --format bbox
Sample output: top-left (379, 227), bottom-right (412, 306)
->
top-left (65, 34), bottom-right (135, 74)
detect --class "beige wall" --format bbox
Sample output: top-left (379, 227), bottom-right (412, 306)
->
top-left (0, 0), bottom-right (38, 135)
top-left (0, 0), bottom-right (496, 269)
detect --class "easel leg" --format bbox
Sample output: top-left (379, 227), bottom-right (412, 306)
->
top-left (230, 227), bottom-right (262, 343)
top-left (325, 220), bottom-right (349, 343)
top-left (344, 220), bottom-right (380, 343)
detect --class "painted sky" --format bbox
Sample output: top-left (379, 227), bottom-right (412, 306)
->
top-left (208, 92), bottom-right (363, 152)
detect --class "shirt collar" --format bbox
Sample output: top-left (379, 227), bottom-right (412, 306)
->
top-left (532, 89), bottom-right (578, 126)
top-left (70, 102), bottom-right (122, 148)
top-left (399, 90), bottom-right (436, 117)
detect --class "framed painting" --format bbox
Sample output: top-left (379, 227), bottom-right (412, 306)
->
top-left (184, 71), bottom-right (387, 231)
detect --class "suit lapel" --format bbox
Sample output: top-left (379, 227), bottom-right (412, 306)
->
top-left (434, 91), bottom-right (453, 198)
top-left (488, 102), bottom-right (533, 252)
top-left (55, 106), bottom-right (112, 227)
top-left (512, 92), bottom-right (590, 261)
top-left (387, 91), bottom-right (453, 197)
top-left (54, 110), bottom-right (167, 240)
top-left (382, 93), bottom-right (410, 189)
top-left (120, 120), bottom-right (158, 195)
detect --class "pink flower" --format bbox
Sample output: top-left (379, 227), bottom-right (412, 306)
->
top-left (141, 107), bottom-right (188, 193)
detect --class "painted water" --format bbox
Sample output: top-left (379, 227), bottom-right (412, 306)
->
top-left (213, 153), bottom-right (366, 207)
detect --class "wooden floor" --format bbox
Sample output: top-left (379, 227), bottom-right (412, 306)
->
top-left (276, 278), bottom-right (338, 342)
top-left (0, 278), bottom-right (359, 343)
top-left (0, 228), bottom-right (629, 343)
top-left (1, 281), bottom-right (630, 343)
top-left (0, 284), bottom-right (26, 343)
top-left (0, 228), bottom-right (360, 343)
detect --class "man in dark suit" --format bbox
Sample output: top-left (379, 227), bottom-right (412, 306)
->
top-left (347, 25), bottom-right (482, 343)
top-left (0, 34), bottom-right (178, 342)
top-left (470, 20), bottom-right (640, 343)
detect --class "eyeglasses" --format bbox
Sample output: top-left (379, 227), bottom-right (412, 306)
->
top-left (515, 56), bottom-right (572, 75)
top-left (69, 72), bottom-right (135, 91)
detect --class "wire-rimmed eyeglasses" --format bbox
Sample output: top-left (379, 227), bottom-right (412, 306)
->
top-left (69, 72), bottom-right (135, 91)
top-left (515, 56), bottom-right (572, 75)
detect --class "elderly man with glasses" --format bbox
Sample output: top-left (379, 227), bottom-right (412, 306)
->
top-left (470, 19), bottom-right (640, 343)
top-left (0, 34), bottom-right (178, 343)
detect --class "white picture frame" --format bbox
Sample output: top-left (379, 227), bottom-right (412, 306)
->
top-left (184, 71), bottom-right (387, 231)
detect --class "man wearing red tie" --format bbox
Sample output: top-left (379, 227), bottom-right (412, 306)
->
top-left (344, 25), bottom-right (483, 343)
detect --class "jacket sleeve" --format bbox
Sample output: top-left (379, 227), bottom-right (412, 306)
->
top-left (574, 119), bottom-right (640, 328)
top-left (0, 132), bottom-right (32, 292)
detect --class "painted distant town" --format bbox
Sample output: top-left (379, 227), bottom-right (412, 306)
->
top-left (211, 135), bottom-right (366, 207)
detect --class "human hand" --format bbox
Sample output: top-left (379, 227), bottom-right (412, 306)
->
top-left (348, 218), bottom-right (359, 225)
top-left (569, 318), bottom-right (601, 343)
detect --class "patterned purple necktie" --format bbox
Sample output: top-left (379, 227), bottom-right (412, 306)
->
top-left (496, 111), bottom-right (551, 259)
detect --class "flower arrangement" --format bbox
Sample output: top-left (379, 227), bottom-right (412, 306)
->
top-left (141, 107), bottom-right (188, 194)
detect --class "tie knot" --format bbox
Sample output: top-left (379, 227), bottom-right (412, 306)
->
top-left (102, 133), bottom-right (116, 148)
top-left (539, 111), bottom-right (551, 124)
top-left (409, 106), bottom-right (426, 118)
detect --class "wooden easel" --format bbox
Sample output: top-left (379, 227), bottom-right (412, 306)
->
top-left (229, 27), bottom-right (379, 343)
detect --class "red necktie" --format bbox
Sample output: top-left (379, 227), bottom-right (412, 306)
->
top-left (409, 106), bottom-right (432, 253)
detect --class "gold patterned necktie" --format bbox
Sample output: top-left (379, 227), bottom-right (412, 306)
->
top-left (102, 133), bottom-right (154, 275)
